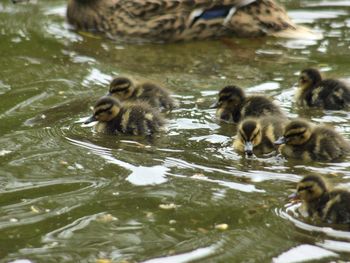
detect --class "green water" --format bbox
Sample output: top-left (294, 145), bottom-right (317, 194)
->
top-left (1, 0), bottom-right (350, 262)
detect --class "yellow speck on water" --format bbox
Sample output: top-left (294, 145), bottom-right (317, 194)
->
top-left (30, 206), bottom-right (40, 214)
top-left (215, 223), bottom-right (229, 230)
top-left (96, 259), bottom-right (112, 263)
top-left (59, 160), bottom-right (68, 166)
top-left (96, 214), bottom-right (118, 223)
top-left (159, 203), bottom-right (179, 210)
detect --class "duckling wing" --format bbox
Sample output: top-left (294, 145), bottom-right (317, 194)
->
top-left (242, 96), bottom-right (283, 119)
top-left (324, 190), bottom-right (350, 224)
top-left (315, 127), bottom-right (350, 161)
top-left (312, 79), bottom-right (350, 110)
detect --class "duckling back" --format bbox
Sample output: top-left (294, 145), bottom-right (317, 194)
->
top-left (96, 102), bottom-right (165, 136)
top-left (135, 82), bottom-right (177, 110)
top-left (311, 79), bottom-right (350, 110)
top-left (241, 96), bottom-right (285, 120)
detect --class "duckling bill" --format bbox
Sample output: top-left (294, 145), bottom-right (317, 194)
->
top-left (296, 68), bottom-right (350, 110)
top-left (211, 85), bottom-right (285, 123)
top-left (109, 77), bottom-right (177, 110)
top-left (233, 116), bottom-right (286, 157)
top-left (275, 119), bottom-right (350, 162)
top-left (292, 175), bottom-right (350, 225)
top-left (85, 96), bottom-right (165, 136)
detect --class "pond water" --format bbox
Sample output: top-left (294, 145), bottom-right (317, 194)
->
top-left (1, 0), bottom-right (350, 262)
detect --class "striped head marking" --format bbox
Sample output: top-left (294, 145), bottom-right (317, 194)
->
top-left (283, 119), bottom-right (312, 145)
top-left (296, 175), bottom-right (328, 202)
top-left (215, 85), bottom-right (245, 108)
top-left (93, 96), bottom-right (121, 122)
top-left (109, 77), bottom-right (134, 100)
top-left (299, 68), bottom-right (322, 90)
top-left (238, 119), bottom-right (262, 156)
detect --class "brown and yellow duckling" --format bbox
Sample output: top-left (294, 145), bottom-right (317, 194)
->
top-left (233, 116), bottom-right (287, 157)
top-left (275, 119), bottom-right (350, 162)
top-left (84, 96), bottom-right (165, 135)
top-left (291, 175), bottom-right (350, 225)
top-left (296, 68), bottom-right (350, 110)
top-left (66, 0), bottom-right (318, 42)
top-left (210, 85), bottom-right (285, 123)
top-left (109, 77), bottom-right (177, 110)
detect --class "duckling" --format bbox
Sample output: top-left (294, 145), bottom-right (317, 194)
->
top-left (296, 68), bottom-right (350, 110)
top-left (210, 85), bottom-right (285, 123)
top-left (84, 96), bottom-right (165, 135)
top-left (291, 175), bottom-right (350, 225)
top-left (108, 77), bottom-right (177, 110)
top-left (66, 0), bottom-right (318, 42)
top-left (274, 119), bottom-right (350, 162)
top-left (233, 116), bottom-right (287, 157)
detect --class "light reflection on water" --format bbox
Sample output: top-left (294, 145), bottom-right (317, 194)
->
top-left (1, 0), bottom-right (350, 262)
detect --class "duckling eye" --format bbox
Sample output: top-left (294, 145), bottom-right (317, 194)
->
top-left (298, 185), bottom-right (312, 193)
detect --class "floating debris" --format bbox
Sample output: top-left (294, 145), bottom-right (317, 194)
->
top-left (159, 203), bottom-right (179, 210)
top-left (96, 214), bottom-right (118, 223)
top-left (215, 223), bottom-right (229, 230)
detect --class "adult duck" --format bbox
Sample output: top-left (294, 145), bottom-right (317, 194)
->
top-left (66, 0), bottom-right (318, 42)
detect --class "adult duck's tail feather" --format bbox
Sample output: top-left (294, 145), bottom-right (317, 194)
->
top-left (271, 25), bottom-right (323, 40)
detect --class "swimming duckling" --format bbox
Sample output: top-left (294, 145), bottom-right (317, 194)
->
top-left (292, 175), bottom-right (350, 225)
top-left (109, 77), bottom-right (177, 110)
top-left (233, 116), bottom-right (287, 157)
top-left (66, 0), bottom-right (318, 43)
top-left (275, 119), bottom-right (350, 162)
top-left (296, 68), bottom-right (350, 110)
top-left (210, 85), bottom-right (285, 123)
top-left (84, 96), bottom-right (165, 135)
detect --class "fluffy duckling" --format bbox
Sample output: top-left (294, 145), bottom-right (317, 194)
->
top-left (233, 116), bottom-right (286, 157)
top-left (292, 175), bottom-right (350, 225)
top-left (109, 77), bottom-right (177, 110)
top-left (275, 119), bottom-right (350, 162)
top-left (66, 0), bottom-right (318, 42)
top-left (84, 96), bottom-right (165, 135)
top-left (296, 68), bottom-right (350, 110)
top-left (210, 85), bottom-right (285, 123)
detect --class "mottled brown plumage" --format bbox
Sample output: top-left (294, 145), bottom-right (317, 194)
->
top-left (66, 0), bottom-right (317, 42)
top-left (233, 116), bottom-right (286, 156)
top-left (211, 85), bottom-right (285, 123)
top-left (109, 76), bottom-right (177, 110)
top-left (292, 175), bottom-right (350, 225)
top-left (275, 119), bottom-right (350, 162)
top-left (296, 68), bottom-right (350, 110)
top-left (84, 96), bottom-right (165, 135)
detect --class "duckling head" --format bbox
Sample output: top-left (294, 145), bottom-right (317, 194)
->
top-left (238, 119), bottom-right (262, 157)
top-left (210, 85), bottom-right (245, 110)
top-left (108, 77), bottom-right (135, 100)
top-left (84, 96), bottom-right (121, 124)
top-left (275, 119), bottom-right (312, 146)
top-left (298, 68), bottom-right (322, 91)
top-left (294, 175), bottom-right (328, 202)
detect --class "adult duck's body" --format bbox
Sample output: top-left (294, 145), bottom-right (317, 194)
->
top-left (67, 0), bottom-right (317, 42)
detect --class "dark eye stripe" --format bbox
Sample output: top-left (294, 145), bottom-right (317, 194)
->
top-left (111, 87), bottom-right (129, 92)
top-left (239, 131), bottom-right (247, 141)
top-left (250, 132), bottom-right (258, 141)
top-left (285, 131), bottom-right (305, 138)
top-left (95, 105), bottom-right (112, 116)
top-left (298, 185), bottom-right (312, 192)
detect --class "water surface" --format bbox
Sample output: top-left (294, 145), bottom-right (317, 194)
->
top-left (1, 0), bottom-right (350, 262)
